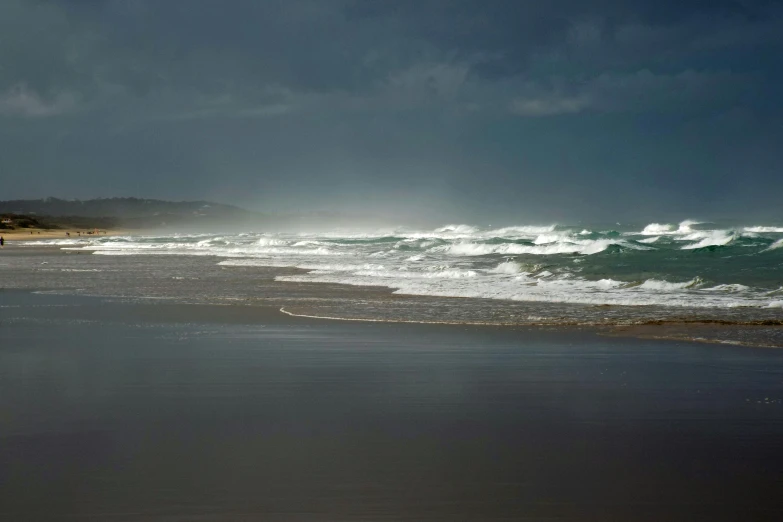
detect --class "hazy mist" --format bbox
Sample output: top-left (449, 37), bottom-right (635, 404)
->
top-left (1, 0), bottom-right (782, 224)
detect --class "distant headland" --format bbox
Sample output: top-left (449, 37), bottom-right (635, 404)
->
top-left (0, 197), bottom-right (396, 236)
top-left (0, 197), bottom-right (264, 237)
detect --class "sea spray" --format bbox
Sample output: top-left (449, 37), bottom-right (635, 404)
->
top-left (27, 220), bottom-right (783, 310)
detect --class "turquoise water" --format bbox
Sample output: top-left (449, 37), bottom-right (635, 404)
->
top-left (26, 220), bottom-right (783, 313)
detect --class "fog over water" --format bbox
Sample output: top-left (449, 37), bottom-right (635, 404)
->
top-left (1, 1), bottom-right (783, 222)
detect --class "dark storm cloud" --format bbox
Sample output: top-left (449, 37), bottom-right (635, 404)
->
top-left (1, 0), bottom-right (782, 221)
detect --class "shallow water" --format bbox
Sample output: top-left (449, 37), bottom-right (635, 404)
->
top-left (17, 220), bottom-right (783, 315)
top-left (3, 244), bottom-right (782, 351)
top-left (2, 292), bottom-right (782, 521)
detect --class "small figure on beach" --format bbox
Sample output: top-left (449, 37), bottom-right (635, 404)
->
top-left (0, 235), bottom-right (4, 247)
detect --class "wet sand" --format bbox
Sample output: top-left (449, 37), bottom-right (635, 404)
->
top-left (1, 243), bottom-right (782, 348)
top-left (1, 290), bottom-right (783, 521)
top-left (0, 228), bottom-right (124, 241)
top-left (609, 322), bottom-right (783, 348)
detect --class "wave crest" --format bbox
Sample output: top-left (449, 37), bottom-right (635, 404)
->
top-left (638, 278), bottom-right (703, 291)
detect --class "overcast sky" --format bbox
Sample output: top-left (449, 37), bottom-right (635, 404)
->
top-left (1, 0), bottom-right (782, 223)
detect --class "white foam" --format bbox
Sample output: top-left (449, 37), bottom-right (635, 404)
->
top-left (34, 224), bottom-right (779, 311)
top-left (489, 225), bottom-right (557, 236)
top-left (764, 238), bottom-right (783, 252)
top-left (407, 224), bottom-right (559, 241)
top-left (533, 233), bottom-right (565, 245)
top-left (354, 268), bottom-right (478, 279)
top-left (638, 278), bottom-right (702, 291)
top-left (275, 271), bottom-right (767, 308)
top-left (641, 223), bottom-right (674, 235)
top-left (15, 238), bottom-right (95, 246)
top-left (219, 259), bottom-right (283, 267)
top-left (680, 230), bottom-right (734, 249)
top-left (745, 226), bottom-right (783, 233)
top-left (703, 284), bottom-right (751, 293)
top-left (434, 224), bottom-right (479, 234)
top-left (538, 277), bottom-right (625, 290)
top-left (258, 237), bottom-right (288, 246)
top-left (442, 238), bottom-right (633, 256)
top-left (492, 260), bottom-right (525, 274)
top-left (640, 219), bottom-right (701, 236)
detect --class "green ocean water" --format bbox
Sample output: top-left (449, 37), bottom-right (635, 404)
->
top-left (12, 220), bottom-right (783, 320)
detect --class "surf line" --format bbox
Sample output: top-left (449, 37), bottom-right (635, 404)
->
top-left (279, 307), bottom-right (525, 327)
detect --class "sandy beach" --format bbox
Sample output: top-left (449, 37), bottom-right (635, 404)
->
top-left (0, 228), bottom-right (124, 241)
top-left (1, 241), bottom-right (781, 348)
top-left (2, 242), bottom-right (782, 521)
top-left (2, 289), bottom-right (782, 521)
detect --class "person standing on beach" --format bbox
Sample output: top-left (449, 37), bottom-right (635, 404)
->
top-left (0, 235), bottom-right (4, 247)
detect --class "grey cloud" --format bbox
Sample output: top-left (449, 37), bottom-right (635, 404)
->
top-left (510, 96), bottom-right (589, 117)
top-left (347, 1), bottom-right (783, 78)
top-left (2, 0), bottom-right (778, 121)
top-left (0, 0), bottom-right (782, 221)
top-left (510, 69), bottom-right (747, 117)
top-left (0, 84), bottom-right (77, 117)
top-left (385, 62), bottom-right (471, 103)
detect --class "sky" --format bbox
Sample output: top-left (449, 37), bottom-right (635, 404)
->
top-left (1, 0), bottom-right (782, 223)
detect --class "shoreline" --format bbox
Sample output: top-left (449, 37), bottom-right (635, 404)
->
top-left (4, 284), bottom-right (780, 349)
top-left (4, 289), bottom-right (782, 520)
top-left (2, 243), bottom-right (781, 348)
top-left (277, 304), bottom-right (783, 349)
top-left (0, 227), bottom-right (129, 241)
top-left (6, 287), bottom-right (779, 350)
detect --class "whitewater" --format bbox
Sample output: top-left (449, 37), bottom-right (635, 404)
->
top-left (23, 219), bottom-right (783, 314)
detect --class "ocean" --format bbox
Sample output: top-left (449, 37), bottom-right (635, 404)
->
top-left (12, 219), bottom-right (783, 330)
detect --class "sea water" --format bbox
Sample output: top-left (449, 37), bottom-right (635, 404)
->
top-left (19, 219), bottom-right (783, 321)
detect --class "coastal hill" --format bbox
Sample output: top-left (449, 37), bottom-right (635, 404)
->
top-left (0, 197), bottom-right (265, 231)
top-left (0, 197), bottom-right (407, 232)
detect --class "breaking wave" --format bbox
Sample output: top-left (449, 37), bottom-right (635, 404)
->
top-left (640, 220), bottom-right (701, 236)
top-left (745, 226), bottom-right (783, 233)
top-left (638, 278), bottom-right (703, 291)
top-left (679, 230), bottom-right (735, 249)
top-left (31, 220), bottom-right (783, 311)
top-left (765, 238), bottom-right (783, 252)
